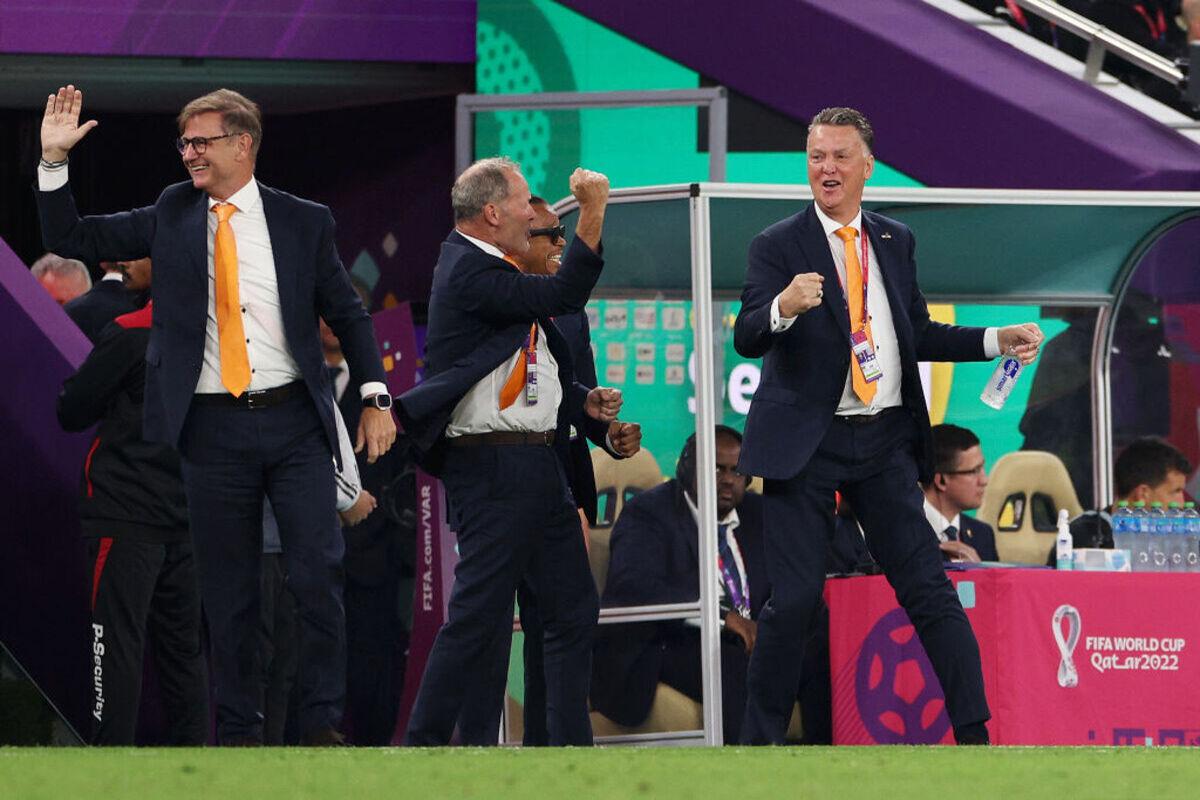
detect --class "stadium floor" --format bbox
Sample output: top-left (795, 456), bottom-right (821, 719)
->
top-left (1, 746), bottom-right (1196, 799)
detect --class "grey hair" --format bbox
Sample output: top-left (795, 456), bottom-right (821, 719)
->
top-left (31, 253), bottom-right (92, 289)
top-left (809, 107), bottom-right (874, 153)
top-left (451, 157), bottom-right (522, 222)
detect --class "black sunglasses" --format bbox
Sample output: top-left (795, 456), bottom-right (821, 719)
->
top-left (530, 225), bottom-right (566, 242)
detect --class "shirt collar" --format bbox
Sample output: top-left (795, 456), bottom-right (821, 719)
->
top-left (923, 497), bottom-right (960, 534)
top-left (683, 490), bottom-right (740, 530)
top-left (813, 203), bottom-right (862, 242)
top-left (100, 272), bottom-right (125, 283)
top-left (207, 177), bottom-right (261, 214)
top-left (457, 229), bottom-right (506, 260)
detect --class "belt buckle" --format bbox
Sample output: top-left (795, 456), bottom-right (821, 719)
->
top-left (540, 430), bottom-right (552, 446)
top-left (245, 389), bottom-right (266, 410)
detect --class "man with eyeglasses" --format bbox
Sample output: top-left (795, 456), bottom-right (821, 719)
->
top-left (35, 85), bottom-right (394, 746)
top-left (921, 424), bottom-right (999, 563)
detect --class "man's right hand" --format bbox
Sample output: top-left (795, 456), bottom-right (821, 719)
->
top-left (724, 611), bottom-right (757, 655)
top-left (570, 168), bottom-right (609, 252)
top-left (777, 272), bottom-right (825, 318)
top-left (939, 540), bottom-right (982, 563)
top-left (41, 85), bottom-right (98, 163)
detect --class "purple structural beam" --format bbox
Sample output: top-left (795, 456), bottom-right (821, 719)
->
top-left (0, 238), bottom-right (94, 736)
top-left (558, 0), bottom-right (1200, 190)
top-left (0, 0), bottom-right (476, 63)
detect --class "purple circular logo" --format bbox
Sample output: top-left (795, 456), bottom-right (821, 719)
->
top-left (855, 607), bottom-right (951, 744)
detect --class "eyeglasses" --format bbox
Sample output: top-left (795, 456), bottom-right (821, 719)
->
top-left (530, 225), bottom-right (566, 243)
top-left (175, 133), bottom-right (238, 155)
top-left (943, 463), bottom-right (986, 477)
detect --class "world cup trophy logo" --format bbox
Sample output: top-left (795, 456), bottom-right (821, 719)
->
top-left (1051, 604), bottom-right (1081, 688)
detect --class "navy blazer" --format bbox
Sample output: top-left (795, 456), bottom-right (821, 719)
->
top-left (64, 279), bottom-right (139, 344)
top-left (554, 308), bottom-right (618, 524)
top-left (591, 481), bottom-right (767, 725)
top-left (396, 231), bottom-right (604, 474)
top-left (37, 179), bottom-right (384, 462)
top-left (734, 205), bottom-right (989, 483)
top-left (957, 515), bottom-right (999, 563)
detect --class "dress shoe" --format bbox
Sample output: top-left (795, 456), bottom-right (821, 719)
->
top-left (302, 727), bottom-right (348, 746)
top-left (954, 722), bottom-right (990, 745)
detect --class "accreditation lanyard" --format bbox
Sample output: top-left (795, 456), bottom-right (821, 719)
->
top-left (522, 323), bottom-right (538, 405)
top-left (832, 230), bottom-right (871, 333)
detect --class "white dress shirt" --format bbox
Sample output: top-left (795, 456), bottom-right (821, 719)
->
top-left (923, 498), bottom-right (962, 544)
top-left (769, 204), bottom-right (1000, 415)
top-left (444, 231), bottom-right (561, 437)
top-left (683, 493), bottom-right (750, 618)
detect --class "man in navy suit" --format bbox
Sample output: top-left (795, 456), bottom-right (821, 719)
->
top-left (63, 260), bottom-right (141, 343)
top-left (591, 426), bottom-right (765, 744)
top-left (397, 158), bottom-right (622, 746)
top-left (734, 107), bottom-right (1043, 745)
top-left (36, 86), bottom-right (395, 745)
top-left (456, 197), bottom-right (643, 746)
top-left (922, 424), bottom-right (999, 563)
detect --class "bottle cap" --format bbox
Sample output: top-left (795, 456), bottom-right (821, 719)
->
top-left (1187, 502), bottom-right (1196, 509)
top-left (1152, 502), bottom-right (1164, 508)
top-left (1169, 502), bottom-right (1181, 508)
top-left (1116, 500), bottom-right (1129, 508)
top-left (1134, 501), bottom-right (1146, 508)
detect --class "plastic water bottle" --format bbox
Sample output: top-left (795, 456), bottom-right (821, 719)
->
top-left (1148, 502), bottom-right (1169, 572)
top-left (1056, 509), bottom-right (1073, 571)
top-left (1130, 501), bottom-right (1150, 572)
top-left (980, 355), bottom-right (1022, 410)
top-left (1111, 501), bottom-right (1133, 563)
top-left (1184, 502), bottom-right (1200, 573)
top-left (1167, 502), bottom-right (1186, 572)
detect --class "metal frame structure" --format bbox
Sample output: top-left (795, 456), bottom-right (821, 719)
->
top-left (1012, 0), bottom-right (1183, 86)
top-left (455, 88), bottom-right (729, 181)
top-left (546, 181), bottom-right (1200, 747)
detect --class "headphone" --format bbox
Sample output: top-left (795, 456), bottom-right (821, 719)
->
top-left (675, 425), bottom-right (746, 492)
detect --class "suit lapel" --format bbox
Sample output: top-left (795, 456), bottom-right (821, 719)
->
top-left (186, 190), bottom-right (209, 295)
top-left (259, 183), bottom-right (297, 337)
top-left (794, 206), bottom-right (850, 343)
top-left (862, 211), bottom-right (914, 354)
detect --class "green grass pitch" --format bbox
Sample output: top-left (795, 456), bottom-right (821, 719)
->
top-left (2, 746), bottom-right (1198, 799)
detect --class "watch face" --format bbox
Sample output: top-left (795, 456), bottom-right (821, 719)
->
top-left (370, 393), bottom-right (392, 410)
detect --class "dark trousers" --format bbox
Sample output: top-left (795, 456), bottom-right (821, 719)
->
top-left (743, 409), bottom-right (990, 744)
top-left (344, 575), bottom-right (407, 745)
top-left (178, 394), bottom-right (345, 744)
top-left (658, 627), bottom-right (750, 745)
top-left (86, 536), bottom-right (208, 745)
top-left (459, 581), bottom-right (548, 746)
top-left (258, 553), bottom-right (299, 745)
top-left (405, 444), bottom-right (598, 746)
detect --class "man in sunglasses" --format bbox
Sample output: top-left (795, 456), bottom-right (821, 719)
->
top-left (36, 85), bottom-right (393, 746)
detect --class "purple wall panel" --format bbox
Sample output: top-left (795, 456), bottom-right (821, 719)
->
top-left (0, 239), bottom-right (93, 736)
top-left (0, 0), bottom-right (476, 63)
top-left (559, 0), bottom-right (1200, 190)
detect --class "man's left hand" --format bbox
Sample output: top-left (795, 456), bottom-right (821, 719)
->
top-left (608, 421), bottom-right (642, 457)
top-left (585, 387), bottom-right (622, 423)
top-left (997, 323), bottom-right (1044, 365)
top-left (355, 401), bottom-right (396, 463)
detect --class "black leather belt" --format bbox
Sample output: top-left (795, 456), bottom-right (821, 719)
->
top-left (835, 407), bottom-right (904, 427)
top-left (192, 380), bottom-right (305, 410)
top-left (447, 431), bottom-right (556, 447)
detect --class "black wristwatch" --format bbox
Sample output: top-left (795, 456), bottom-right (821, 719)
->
top-left (363, 393), bottom-right (393, 411)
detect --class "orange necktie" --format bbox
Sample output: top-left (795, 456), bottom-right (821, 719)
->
top-left (835, 226), bottom-right (877, 404)
top-left (212, 202), bottom-right (251, 397)
top-left (498, 253), bottom-right (535, 410)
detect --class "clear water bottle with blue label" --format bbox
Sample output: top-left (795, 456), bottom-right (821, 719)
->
top-left (1130, 501), bottom-right (1150, 572)
top-left (1148, 502), bottom-right (1169, 572)
top-left (1167, 502), bottom-right (1186, 572)
top-left (1184, 501), bottom-right (1200, 573)
top-left (980, 355), bottom-right (1022, 410)
top-left (1111, 501), bottom-right (1133, 563)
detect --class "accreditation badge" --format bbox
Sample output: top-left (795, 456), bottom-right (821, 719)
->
top-left (850, 330), bottom-right (883, 383)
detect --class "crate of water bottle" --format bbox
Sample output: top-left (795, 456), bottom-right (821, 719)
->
top-left (1111, 500), bottom-right (1200, 573)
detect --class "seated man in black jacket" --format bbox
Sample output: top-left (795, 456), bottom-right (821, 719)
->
top-left (57, 278), bottom-right (208, 745)
top-left (591, 426), bottom-right (765, 744)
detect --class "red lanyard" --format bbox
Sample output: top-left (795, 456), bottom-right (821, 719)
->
top-left (832, 228), bottom-right (870, 328)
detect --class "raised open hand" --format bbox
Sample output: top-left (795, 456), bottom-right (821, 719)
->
top-left (41, 85), bottom-right (98, 162)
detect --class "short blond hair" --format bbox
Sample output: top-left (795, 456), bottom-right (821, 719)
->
top-left (178, 89), bottom-right (263, 158)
